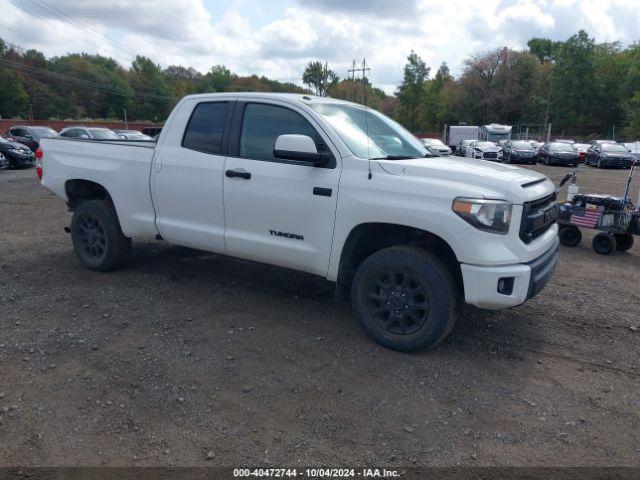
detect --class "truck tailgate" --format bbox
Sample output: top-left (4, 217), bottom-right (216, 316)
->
top-left (40, 138), bottom-right (158, 238)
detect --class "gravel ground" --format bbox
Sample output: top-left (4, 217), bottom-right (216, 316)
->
top-left (0, 164), bottom-right (639, 467)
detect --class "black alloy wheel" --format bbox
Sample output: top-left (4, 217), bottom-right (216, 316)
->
top-left (76, 213), bottom-right (107, 262)
top-left (351, 246), bottom-right (460, 352)
top-left (366, 270), bottom-right (430, 336)
top-left (70, 200), bottom-right (130, 271)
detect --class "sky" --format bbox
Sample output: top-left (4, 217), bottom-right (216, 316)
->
top-left (2, 0), bottom-right (640, 94)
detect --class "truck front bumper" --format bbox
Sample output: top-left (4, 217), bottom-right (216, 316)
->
top-left (460, 237), bottom-right (559, 310)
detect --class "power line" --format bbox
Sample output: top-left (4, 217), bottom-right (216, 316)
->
top-left (1, 37), bottom-right (171, 98)
top-left (5, 0), bottom-right (105, 51)
top-left (25, 0), bottom-right (139, 57)
top-left (0, 57), bottom-right (173, 103)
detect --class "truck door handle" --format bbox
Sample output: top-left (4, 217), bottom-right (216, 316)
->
top-left (313, 187), bottom-right (332, 197)
top-left (225, 169), bottom-right (251, 180)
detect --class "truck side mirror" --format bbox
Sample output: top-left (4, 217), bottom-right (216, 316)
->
top-left (273, 134), bottom-right (330, 167)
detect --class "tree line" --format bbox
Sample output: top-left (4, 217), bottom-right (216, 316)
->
top-left (1, 30), bottom-right (639, 139)
top-left (0, 39), bottom-right (305, 123)
top-left (395, 30), bottom-right (640, 139)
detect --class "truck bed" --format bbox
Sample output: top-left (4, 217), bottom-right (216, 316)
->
top-left (40, 138), bottom-right (159, 238)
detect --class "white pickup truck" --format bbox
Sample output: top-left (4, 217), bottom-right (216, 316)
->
top-left (39, 93), bottom-right (559, 352)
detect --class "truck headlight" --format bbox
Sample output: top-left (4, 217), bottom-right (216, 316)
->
top-left (452, 198), bottom-right (512, 234)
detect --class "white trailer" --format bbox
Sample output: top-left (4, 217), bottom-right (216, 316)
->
top-left (447, 125), bottom-right (480, 147)
top-left (480, 124), bottom-right (512, 142)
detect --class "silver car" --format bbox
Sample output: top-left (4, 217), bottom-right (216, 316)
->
top-left (421, 138), bottom-right (451, 156)
top-left (466, 141), bottom-right (503, 161)
top-left (59, 127), bottom-right (122, 140)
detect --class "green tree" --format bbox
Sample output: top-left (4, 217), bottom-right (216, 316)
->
top-left (128, 56), bottom-right (172, 121)
top-left (302, 61), bottom-right (338, 96)
top-left (198, 65), bottom-right (234, 93)
top-left (551, 30), bottom-right (598, 131)
top-left (0, 68), bottom-right (28, 117)
top-left (527, 37), bottom-right (561, 64)
top-left (422, 62), bottom-right (453, 131)
top-left (396, 51), bottom-right (430, 132)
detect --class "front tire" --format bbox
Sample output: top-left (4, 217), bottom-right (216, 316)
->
top-left (351, 246), bottom-right (460, 352)
top-left (71, 200), bottom-right (130, 271)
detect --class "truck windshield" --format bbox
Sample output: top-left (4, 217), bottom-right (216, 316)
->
top-left (309, 103), bottom-right (427, 159)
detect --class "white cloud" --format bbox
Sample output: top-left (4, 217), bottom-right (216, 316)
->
top-left (2, 0), bottom-right (639, 95)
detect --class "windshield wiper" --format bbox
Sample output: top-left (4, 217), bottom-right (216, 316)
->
top-left (370, 155), bottom-right (421, 160)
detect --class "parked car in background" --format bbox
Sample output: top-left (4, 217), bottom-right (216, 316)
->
top-left (585, 142), bottom-right (634, 168)
top-left (572, 143), bottom-right (590, 163)
top-left (141, 126), bottom-right (163, 137)
top-left (114, 130), bottom-right (154, 141)
top-left (537, 142), bottom-right (580, 166)
top-left (554, 139), bottom-right (575, 144)
top-left (528, 141), bottom-right (544, 152)
top-left (466, 140), bottom-right (503, 161)
top-left (589, 139), bottom-right (617, 147)
top-left (59, 127), bottom-right (122, 140)
top-left (623, 142), bottom-right (640, 164)
top-left (0, 136), bottom-right (36, 168)
top-left (455, 139), bottom-right (475, 157)
top-left (501, 140), bottom-right (538, 164)
top-left (420, 138), bottom-right (451, 156)
top-left (7, 126), bottom-right (58, 152)
top-left (0, 152), bottom-right (8, 169)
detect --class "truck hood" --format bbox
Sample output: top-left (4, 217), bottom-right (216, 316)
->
top-left (378, 156), bottom-right (554, 204)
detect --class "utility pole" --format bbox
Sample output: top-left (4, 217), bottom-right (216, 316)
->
top-left (348, 59), bottom-right (371, 106)
top-left (349, 59), bottom-right (356, 101)
top-left (123, 109), bottom-right (128, 129)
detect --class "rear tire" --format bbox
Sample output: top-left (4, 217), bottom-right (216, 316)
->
top-left (592, 232), bottom-right (616, 255)
top-left (71, 199), bottom-right (130, 271)
top-left (351, 246), bottom-right (460, 352)
top-left (559, 225), bottom-right (582, 247)
top-left (614, 233), bottom-right (634, 252)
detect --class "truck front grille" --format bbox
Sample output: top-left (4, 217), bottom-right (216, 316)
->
top-left (520, 193), bottom-right (558, 244)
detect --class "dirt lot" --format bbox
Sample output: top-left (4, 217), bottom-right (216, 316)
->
top-left (1, 164), bottom-right (639, 467)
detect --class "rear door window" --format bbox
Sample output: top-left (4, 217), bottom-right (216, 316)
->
top-left (182, 102), bottom-right (229, 155)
